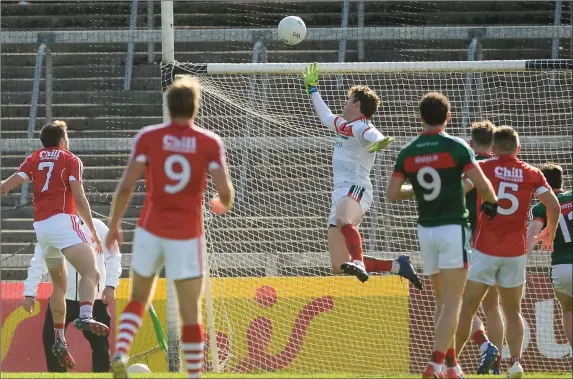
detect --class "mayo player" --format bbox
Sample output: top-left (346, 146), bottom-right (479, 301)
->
top-left (302, 63), bottom-right (422, 288)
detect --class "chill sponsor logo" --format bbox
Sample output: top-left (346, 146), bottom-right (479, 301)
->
top-left (163, 135), bottom-right (196, 153)
top-left (494, 166), bottom-right (524, 182)
top-left (39, 150), bottom-right (61, 160)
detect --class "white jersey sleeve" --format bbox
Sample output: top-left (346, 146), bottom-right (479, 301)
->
top-left (351, 121), bottom-right (385, 147)
top-left (310, 92), bottom-right (346, 132)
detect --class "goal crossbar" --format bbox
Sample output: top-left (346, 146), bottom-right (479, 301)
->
top-left (164, 59), bottom-right (573, 75)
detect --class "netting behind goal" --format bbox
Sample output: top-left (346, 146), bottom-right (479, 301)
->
top-left (162, 60), bottom-right (573, 374)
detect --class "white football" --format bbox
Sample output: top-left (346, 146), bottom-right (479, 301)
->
top-left (278, 16), bottom-right (306, 45)
top-left (128, 363), bottom-right (151, 373)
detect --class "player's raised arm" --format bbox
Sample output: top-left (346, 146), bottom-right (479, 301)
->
top-left (1, 156), bottom-right (33, 196)
top-left (209, 138), bottom-right (235, 214)
top-left (302, 63), bottom-right (340, 131)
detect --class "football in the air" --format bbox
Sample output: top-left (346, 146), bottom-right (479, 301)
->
top-left (278, 16), bottom-right (306, 45)
top-left (128, 363), bottom-right (152, 373)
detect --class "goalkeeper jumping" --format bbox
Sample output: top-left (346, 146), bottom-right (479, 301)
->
top-left (302, 63), bottom-right (422, 288)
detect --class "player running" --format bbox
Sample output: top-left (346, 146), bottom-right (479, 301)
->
top-left (456, 126), bottom-right (561, 379)
top-left (106, 76), bottom-right (234, 379)
top-left (528, 163), bottom-right (572, 350)
top-left (387, 92), bottom-right (498, 379)
top-left (0, 120), bottom-right (109, 369)
top-left (302, 63), bottom-right (422, 289)
top-left (465, 121), bottom-right (504, 375)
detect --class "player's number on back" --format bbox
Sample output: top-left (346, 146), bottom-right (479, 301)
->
top-left (164, 154), bottom-right (191, 194)
top-left (417, 166), bottom-right (441, 201)
top-left (558, 211), bottom-right (573, 243)
top-left (38, 162), bottom-right (54, 192)
top-left (497, 182), bottom-right (519, 216)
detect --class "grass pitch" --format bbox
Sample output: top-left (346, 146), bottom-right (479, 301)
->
top-left (1, 373), bottom-right (571, 378)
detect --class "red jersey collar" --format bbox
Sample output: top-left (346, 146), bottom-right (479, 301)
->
top-left (475, 151), bottom-right (493, 158)
top-left (420, 127), bottom-right (444, 135)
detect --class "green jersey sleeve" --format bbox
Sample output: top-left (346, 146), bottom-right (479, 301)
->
top-left (453, 139), bottom-right (477, 170)
top-left (531, 202), bottom-right (547, 225)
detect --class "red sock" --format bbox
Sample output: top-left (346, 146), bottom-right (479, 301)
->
top-left (511, 356), bottom-right (521, 365)
top-left (472, 330), bottom-right (489, 346)
top-left (340, 224), bottom-right (363, 262)
top-left (431, 351), bottom-right (445, 365)
top-left (182, 324), bottom-right (204, 379)
top-left (115, 300), bottom-right (145, 356)
top-left (445, 348), bottom-right (458, 368)
top-left (363, 257), bottom-right (394, 272)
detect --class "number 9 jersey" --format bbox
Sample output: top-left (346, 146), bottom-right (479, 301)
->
top-left (130, 122), bottom-right (227, 240)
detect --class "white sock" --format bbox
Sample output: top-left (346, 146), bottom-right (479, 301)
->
top-left (353, 260), bottom-right (365, 269)
top-left (480, 341), bottom-right (490, 354)
top-left (431, 362), bottom-right (443, 374)
top-left (391, 260), bottom-right (400, 274)
top-left (79, 302), bottom-right (93, 318)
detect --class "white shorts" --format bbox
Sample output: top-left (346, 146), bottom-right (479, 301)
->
top-left (551, 264), bottom-right (572, 297)
top-left (468, 249), bottom-right (527, 288)
top-left (328, 185), bottom-right (373, 226)
top-left (417, 224), bottom-right (470, 276)
top-left (131, 227), bottom-right (206, 281)
top-left (33, 214), bottom-right (89, 260)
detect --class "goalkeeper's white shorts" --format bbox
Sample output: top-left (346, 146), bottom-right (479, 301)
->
top-left (131, 227), bottom-right (206, 280)
top-left (551, 264), bottom-right (572, 297)
top-left (328, 184), bottom-right (373, 226)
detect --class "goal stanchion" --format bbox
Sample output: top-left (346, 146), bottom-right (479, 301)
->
top-left (161, 59), bottom-right (572, 374)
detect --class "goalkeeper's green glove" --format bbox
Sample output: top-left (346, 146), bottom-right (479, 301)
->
top-left (369, 136), bottom-right (395, 153)
top-left (302, 62), bottom-right (319, 94)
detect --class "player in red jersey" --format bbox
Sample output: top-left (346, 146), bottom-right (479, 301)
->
top-left (0, 120), bottom-right (109, 369)
top-left (106, 76), bottom-right (234, 379)
top-left (455, 126), bottom-right (560, 378)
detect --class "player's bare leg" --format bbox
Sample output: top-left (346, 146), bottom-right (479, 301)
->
top-left (47, 259), bottom-right (76, 369)
top-left (112, 272), bottom-right (157, 378)
top-left (63, 243), bottom-right (108, 336)
top-left (554, 291), bottom-right (572, 348)
top-left (481, 287), bottom-right (504, 374)
top-left (175, 277), bottom-right (206, 379)
top-left (498, 285), bottom-right (525, 378)
top-left (423, 269), bottom-right (467, 378)
top-left (330, 198), bottom-right (422, 287)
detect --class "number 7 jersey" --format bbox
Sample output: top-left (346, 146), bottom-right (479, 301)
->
top-left (130, 123), bottom-right (227, 240)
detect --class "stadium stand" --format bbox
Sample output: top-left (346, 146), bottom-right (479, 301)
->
top-left (1, 1), bottom-right (571, 280)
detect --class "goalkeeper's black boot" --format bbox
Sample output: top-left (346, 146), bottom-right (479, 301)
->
top-left (340, 260), bottom-right (369, 283)
top-left (396, 255), bottom-right (423, 290)
top-left (73, 316), bottom-right (110, 336)
top-left (52, 338), bottom-right (76, 369)
top-left (111, 353), bottom-right (129, 379)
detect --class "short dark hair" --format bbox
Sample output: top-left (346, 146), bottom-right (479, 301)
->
top-left (471, 120), bottom-right (496, 147)
top-left (539, 162), bottom-right (563, 190)
top-left (40, 120), bottom-right (68, 148)
top-left (493, 126), bottom-right (519, 154)
top-left (348, 85), bottom-right (381, 118)
top-left (419, 92), bottom-right (451, 126)
top-left (167, 75), bottom-right (201, 120)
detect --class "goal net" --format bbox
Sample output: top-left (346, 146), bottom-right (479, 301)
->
top-left (161, 59), bottom-right (573, 374)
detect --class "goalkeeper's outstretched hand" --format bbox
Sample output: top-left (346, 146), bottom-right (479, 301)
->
top-left (369, 136), bottom-right (395, 153)
top-left (302, 62), bottom-right (319, 94)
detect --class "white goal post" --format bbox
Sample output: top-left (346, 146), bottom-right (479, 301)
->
top-left (158, 56), bottom-right (572, 374)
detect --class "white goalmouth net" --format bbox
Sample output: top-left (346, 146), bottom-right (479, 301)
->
top-left (160, 60), bottom-right (573, 374)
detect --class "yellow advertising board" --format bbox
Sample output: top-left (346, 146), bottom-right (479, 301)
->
top-left (116, 276), bottom-right (409, 373)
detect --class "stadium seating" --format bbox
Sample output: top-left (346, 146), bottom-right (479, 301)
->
top-left (1, 1), bottom-right (571, 279)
